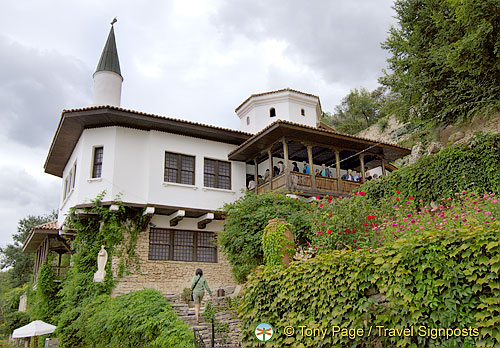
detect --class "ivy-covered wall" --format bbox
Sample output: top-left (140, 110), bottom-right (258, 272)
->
top-left (239, 220), bottom-right (500, 347)
top-left (362, 132), bottom-right (500, 203)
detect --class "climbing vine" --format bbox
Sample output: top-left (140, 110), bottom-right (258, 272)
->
top-left (262, 220), bottom-right (295, 266)
top-left (55, 192), bottom-right (147, 347)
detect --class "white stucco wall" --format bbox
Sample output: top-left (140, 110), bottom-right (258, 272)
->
top-left (92, 71), bottom-right (123, 107)
top-left (237, 91), bottom-right (320, 133)
top-left (57, 126), bottom-right (246, 227)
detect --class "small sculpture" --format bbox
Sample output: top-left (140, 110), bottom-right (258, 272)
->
top-left (93, 245), bottom-right (108, 282)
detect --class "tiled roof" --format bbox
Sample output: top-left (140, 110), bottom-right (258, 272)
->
top-left (61, 105), bottom-right (252, 136)
top-left (228, 119), bottom-right (409, 157)
top-left (33, 221), bottom-right (58, 230)
top-left (235, 88), bottom-right (321, 112)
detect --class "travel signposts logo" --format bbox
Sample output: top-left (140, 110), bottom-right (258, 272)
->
top-left (255, 323), bottom-right (274, 342)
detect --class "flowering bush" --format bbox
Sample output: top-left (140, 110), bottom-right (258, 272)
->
top-left (309, 192), bottom-right (383, 251)
top-left (309, 188), bottom-right (500, 255)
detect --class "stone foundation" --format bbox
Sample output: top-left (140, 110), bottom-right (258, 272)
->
top-left (111, 225), bottom-right (236, 296)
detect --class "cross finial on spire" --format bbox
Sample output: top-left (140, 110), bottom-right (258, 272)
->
top-left (111, 17), bottom-right (117, 26)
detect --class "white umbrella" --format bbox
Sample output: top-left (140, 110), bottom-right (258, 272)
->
top-left (12, 320), bottom-right (56, 338)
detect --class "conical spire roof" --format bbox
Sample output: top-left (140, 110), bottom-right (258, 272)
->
top-left (95, 24), bottom-right (121, 76)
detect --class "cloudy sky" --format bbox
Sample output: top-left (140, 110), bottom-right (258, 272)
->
top-left (0, 0), bottom-right (396, 246)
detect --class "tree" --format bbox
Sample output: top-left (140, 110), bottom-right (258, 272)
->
top-left (380, 0), bottom-right (500, 124)
top-left (323, 87), bottom-right (393, 134)
top-left (0, 212), bottom-right (57, 288)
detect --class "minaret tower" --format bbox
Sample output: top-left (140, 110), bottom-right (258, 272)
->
top-left (92, 18), bottom-right (123, 107)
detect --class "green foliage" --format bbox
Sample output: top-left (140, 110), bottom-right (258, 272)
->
top-left (362, 132), bottom-right (500, 203)
top-left (181, 287), bottom-right (191, 304)
top-left (324, 87), bottom-right (395, 134)
top-left (0, 285), bottom-right (27, 314)
top-left (57, 289), bottom-right (194, 348)
top-left (58, 192), bottom-right (144, 310)
top-left (202, 301), bottom-right (228, 334)
top-left (31, 264), bottom-right (60, 323)
top-left (0, 311), bottom-right (30, 337)
top-left (238, 216), bottom-right (500, 347)
top-left (219, 191), bottom-right (313, 283)
top-left (310, 193), bottom-right (383, 252)
top-left (380, 0), bottom-right (500, 124)
top-left (0, 212), bottom-right (57, 288)
top-left (262, 221), bottom-right (295, 266)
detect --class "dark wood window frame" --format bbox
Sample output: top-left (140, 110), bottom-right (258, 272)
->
top-left (164, 152), bottom-right (195, 185)
top-left (92, 146), bottom-right (104, 178)
top-left (148, 228), bottom-right (217, 263)
top-left (204, 158), bottom-right (231, 190)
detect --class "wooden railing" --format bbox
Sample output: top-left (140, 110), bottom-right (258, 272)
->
top-left (256, 171), bottom-right (362, 195)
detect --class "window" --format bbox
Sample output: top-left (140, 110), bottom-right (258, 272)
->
top-left (63, 161), bottom-right (77, 200)
top-left (204, 158), bottom-right (231, 190)
top-left (246, 116), bottom-right (250, 125)
top-left (148, 228), bottom-right (217, 262)
top-left (301, 108), bottom-right (305, 116)
top-left (92, 147), bottom-right (103, 178)
top-left (164, 152), bottom-right (195, 185)
top-left (269, 107), bottom-right (276, 117)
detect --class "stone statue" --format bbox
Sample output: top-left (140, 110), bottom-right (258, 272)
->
top-left (93, 245), bottom-right (108, 282)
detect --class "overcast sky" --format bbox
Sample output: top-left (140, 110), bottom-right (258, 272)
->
top-left (0, 0), bottom-right (396, 247)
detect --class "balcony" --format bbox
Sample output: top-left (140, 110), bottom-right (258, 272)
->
top-left (256, 172), bottom-right (361, 196)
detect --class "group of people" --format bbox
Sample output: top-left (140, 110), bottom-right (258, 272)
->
top-left (247, 161), bottom-right (381, 189)
top-left (341, 169), bottom-right (380, 182)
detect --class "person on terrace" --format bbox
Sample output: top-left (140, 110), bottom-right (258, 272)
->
top-left (302, 161), bottom-right (311, 174)
top-left (247, 177), bottom-right (255, 190)
top-left (277, 161), bottom-right (285, 174)
top-left (292, 162), bottom-right (299, 172)
top-left (263, 169), bottom-right (270, 182)
top-left (342, 169), bottom-right (354, 181)
top-left (320, 164), bottom-right (331, 177)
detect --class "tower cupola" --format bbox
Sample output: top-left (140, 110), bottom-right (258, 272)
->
top-left (92, 18), bottom-right (123, 107)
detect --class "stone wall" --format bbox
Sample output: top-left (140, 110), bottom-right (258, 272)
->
top-left (111, 224), bottom-right (236, 297)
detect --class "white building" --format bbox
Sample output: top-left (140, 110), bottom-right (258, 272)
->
top-left (23, 24), bottom-right (410, 295)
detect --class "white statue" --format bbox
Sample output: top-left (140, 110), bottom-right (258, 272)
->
top-left (93, 245), bottom-right (108, 282)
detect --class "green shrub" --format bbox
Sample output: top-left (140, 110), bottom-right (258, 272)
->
top-left (262, 220), bottom-right (295, 266)
top-left (238, 203), bottom-right (500, 347)
top-left (31, 264), bottom-right (60, 323)
top-left (0, 311), bottom-right (30, 337)
top-left (363, 132), bottom-right (500, 204)
top-left (57, 289), bottom-right (193, 348)
top-left (219, 191), bottom-right (314, 283)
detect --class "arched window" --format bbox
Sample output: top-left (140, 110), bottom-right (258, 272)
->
top-left (246, 116), bottom-right (250, 125)
top-left (301, 108), bottom-right (305, 116)
top-left (270, 107), bottom-right (276, 117)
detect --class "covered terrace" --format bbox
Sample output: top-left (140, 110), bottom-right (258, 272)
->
top-left (228, 120), bottom-right (411, 197)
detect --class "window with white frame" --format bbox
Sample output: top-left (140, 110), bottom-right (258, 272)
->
top-left (92, 146), bottom-right (103, 178)
top-left (63, 161), bottom-right (77, 200)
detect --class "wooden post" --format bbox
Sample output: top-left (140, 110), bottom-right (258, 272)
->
top-left (335, 151), bottom-right (341, 192)
top-left (253, 158), bottom-right (258, 193)
top-left (360, 154), bottom-right (366, 183)
top-left (307, 145), bottom-right (316, 190)
top-left (381, 157), bottom-right (387, 176)
top-left (282, 138), bottom-right (290, 190)
top-left (268, 149), bottom-right (273, 190)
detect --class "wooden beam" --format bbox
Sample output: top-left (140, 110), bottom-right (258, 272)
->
top-left (168, 210), bottom-right (185, 227)
top-left (253, 158), bottom-right (258, 193)
top-left (197, 213), bottom-right (214, 229)
top-left (142, 207), bottom-right (155, 230)
top-left (307, 145), bottom-right (316, 190)
top-left (268, 149), bottom-right (273, 190)
top-left (360, 154), bottom-right (366, 183)
top-left (335, 151), bottom-right (341, 192)
top-left (282, 138), bottom-right (290, 190)
top-left (381, 157), bottom-right (387, 176)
